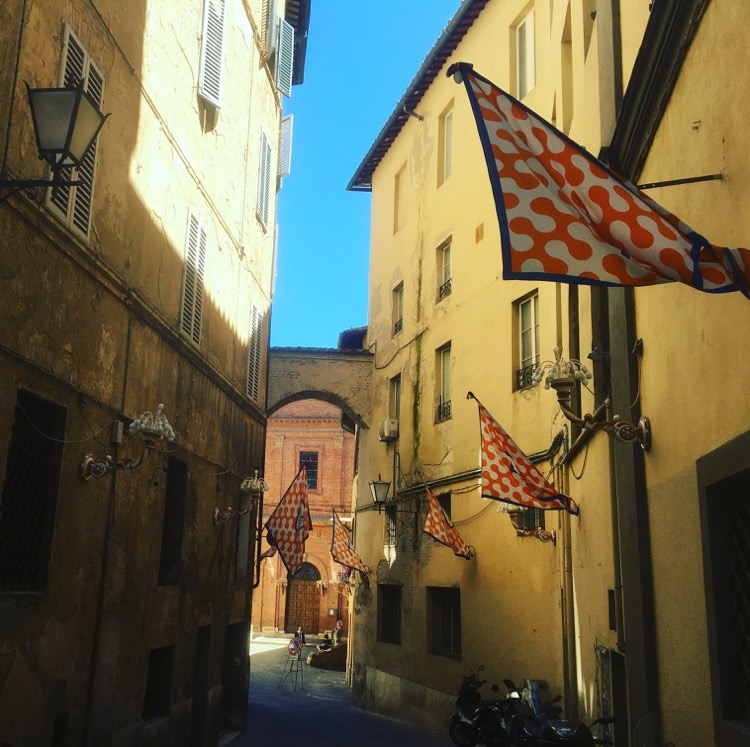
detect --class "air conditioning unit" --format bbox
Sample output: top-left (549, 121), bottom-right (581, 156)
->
top-left (378, 418), bottom-right (399, 442)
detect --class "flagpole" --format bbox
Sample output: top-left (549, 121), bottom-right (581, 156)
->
top-left (635, 172), bottom-right (722, 190)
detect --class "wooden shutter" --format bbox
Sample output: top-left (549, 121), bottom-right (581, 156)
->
top-left (49, 25), bottom-right (104, 238)
top-left (262, 0), bottom-right (278, 56)
top-left (276, 18), bottom-right (295, 97)
top-left (246, 305), bottom-right (262, 401)
top-left (198, 0), bottom-right (226, 107)
top-left (181, 211), bottom-right (207, 345)
top-left (278, 115), bottom-right (293, 178)
top-left (256, 132), bottom-right (272, 228)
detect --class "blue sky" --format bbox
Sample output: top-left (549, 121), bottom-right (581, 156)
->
top-left (271, 0), bottom-right (462, 348)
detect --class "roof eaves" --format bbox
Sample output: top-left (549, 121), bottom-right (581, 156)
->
top-left (346, 0), bottom-right (489, 192)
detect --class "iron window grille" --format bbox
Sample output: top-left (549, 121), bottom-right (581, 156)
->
top-left (516, 364), bottom-right (536, 390)
top-left (436, 399), bottom-right (452, 423)
top-left (427, 586), bottom-right (462, 659)
top-left (439, 278), bottom-right (452, 300)
top-left (393, 318), bottom-right (403, 335)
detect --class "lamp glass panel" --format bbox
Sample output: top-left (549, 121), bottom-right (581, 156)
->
top-left (68, 93), bottom-right (104, 162)
top-left (29, 89), bottom-right (77, 155)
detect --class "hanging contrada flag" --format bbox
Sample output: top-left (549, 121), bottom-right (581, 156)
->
top-left (450, 62), bottom-right (750, 298)
top-left (469, 392), bottom-right (579, 515)
top-left (263, 466), bottom-right (312, 576)
top-left (423, 487), bottom-right (474, 559)
top-left (330, 509), bottom-right (368, 577)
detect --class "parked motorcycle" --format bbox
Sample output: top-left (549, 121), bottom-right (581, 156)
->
top-left (502, 678), bottom-right (614, 746)
top-left (448, 666), bottom-right (510, 747)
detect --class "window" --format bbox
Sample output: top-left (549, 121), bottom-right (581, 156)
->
top-left (516, 292), bottom-right (539, 389)
top-left (299, 451), bottom-right (318, 489)
top-left (509, 507), bottom-right (545, 534)
top-left (257, 131), bottom-right (273, 229)
top-left (0, 390), bottom-right (65, 591)
top-left (198, 0), bottom-right (226, 107)
top-left (276, 18), bottom-right (295, 97)
top-left (385, 505), bottom-right (397, 548)
top-left (437, 492), bottom-right (451, 521)
top-left (389, 375), bottom-right (401, 421)
top-left (181, 211), bottom-right (207, 346)
top-left (377, 584), bottom-right (402, 645)
top-left (516, 9), bottom-right (536, 99)
top-left (392, 283), bottom-right (404, 335)
top-left (246, 304), bottom-right (263, 402)
top-left (438, 103), bottom-right (454, 184)
top-left (48, 24), bottom-right (104, 238)
top-left (279, 115), bottom-right (293, 179)
top-left (158, 457), bottom-right (188, 586)
top-left (438, 240), bottom-right (452, 300)
top-left (427, 587), bottom-right (461, 659)
top-left (436, 344), bottom-right (452, 422)
top-left (142, 645), bottom-right (175, 719)
top-left (393, 163), bottom-right (407, 233)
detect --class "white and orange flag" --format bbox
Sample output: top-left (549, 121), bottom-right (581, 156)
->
top-left (423, 488), bottom-right (474, 559)
top-left (263, 466), bottom-right (312, 576)
top-left (470, 393), bottom-right (579, 515)
top-left (330, 509), bottom-right (367, 576)
top-left (451, 62), bottom-right (750, 298)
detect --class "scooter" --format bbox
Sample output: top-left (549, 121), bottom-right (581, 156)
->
top-left (448, 667), bottom-right (510, 747)
top-left (502, 679), bottom-right (614, 746)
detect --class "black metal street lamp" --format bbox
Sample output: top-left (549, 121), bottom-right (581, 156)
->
top-left (0, 81), bottom-right (109, 198)
top-left (369, 474), bottom-right (391, 510)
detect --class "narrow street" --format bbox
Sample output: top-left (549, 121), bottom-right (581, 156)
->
top-left (237, 635), bottom-right (451, 746)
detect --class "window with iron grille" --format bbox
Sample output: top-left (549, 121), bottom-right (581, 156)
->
top-left (427, 586), bottom-right (461, 659)
top-left (377, 583), bottom-right (402, 645)
top-left (142, 645), bottom-right (175, 719)
top-left (509, 507), bottom-right (545, 534)
top-left (392, 283), bottom-right (404, 336)
top-left (436, 343), bottom-right (452, 422)
top-left (198, 0), bottom-right (226, 107)
top-left (47, 24), bottom-right (104, 238)
top-left (437, 240), bottom-right (452, 300)
top-left (384, 505), bottom-right (397, 548)
top-left (299, 451), bottom-right (318, 489)
top-left (158, 457), bottom-right (188, 586)
top-left (0, 390), bottom-right (66, 592)
top-left (181, 211), bottom-right (207, 346)
top-left (705, 468), bottom-right (750, 723)
top-left (515, 291), bottom-right (539, 390)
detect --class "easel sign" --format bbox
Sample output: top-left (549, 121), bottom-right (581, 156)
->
top-left (278, 637), bottom-right (305, 691)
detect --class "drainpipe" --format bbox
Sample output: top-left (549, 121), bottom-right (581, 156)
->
top-left (559, 463), bottom-right (578, 720)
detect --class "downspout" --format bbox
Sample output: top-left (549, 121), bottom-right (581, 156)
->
top-left (83, 310), bottom-right (132, 744)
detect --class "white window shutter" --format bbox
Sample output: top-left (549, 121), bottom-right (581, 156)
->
top-left (246, 305), bottom-right (263, 401)
top-left (198, 0), bottom-right (226, 107)
top-left (256, 132), bottom-right (272, 228)
top-left (278, 115), bottom-right (293, 178)
top-left (263, 0), bottom-right (279, 56)
top-left (276, 18), bottom-right (295, 97)
top-left (48, 25), bottom-right (104, 238)
top-left (181, 211), bottom-right (207, 345)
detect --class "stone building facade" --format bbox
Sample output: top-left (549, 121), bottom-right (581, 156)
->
top-left (252, 398), bottom-right (355, 638)
top-left (0, 0), bottom-right (309, 744)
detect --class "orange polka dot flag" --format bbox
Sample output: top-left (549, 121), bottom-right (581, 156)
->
top-left (330, 508), bottom-right (368, 577)
top-left (423, 487), bottom-right (474, 559)
top-left (470, 392), bottom-right (579, 516)
top-left (263, 466), bottom-right (312, 577)
top-left (450, 62), bottom-right (750, 298)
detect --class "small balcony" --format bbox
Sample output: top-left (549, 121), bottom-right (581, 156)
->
top-left (438, 278), bottom-right (452, 300)
top-left (435, 399), bottom-right (452, 423)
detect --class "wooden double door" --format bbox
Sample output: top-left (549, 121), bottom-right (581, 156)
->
top-left (285, 578), bottom-right (320, 634)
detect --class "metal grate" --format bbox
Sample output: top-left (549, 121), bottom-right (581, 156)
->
top-left (393, 318), bottom-right (403, 335)
top-left (0, 391), bottom-right (66, 591)
top-left (516, 365), bottom-right (536, 390)
top-left (435, 400), bottom-right (452, 423)
top-left (438, 278), bottom-right (452, 299)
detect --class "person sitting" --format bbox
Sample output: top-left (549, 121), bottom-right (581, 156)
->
top-left (316, 633), bottom-right (331, 652)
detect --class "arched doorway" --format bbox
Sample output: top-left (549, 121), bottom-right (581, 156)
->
top-left (284, 562), bottom-right (321, 634)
